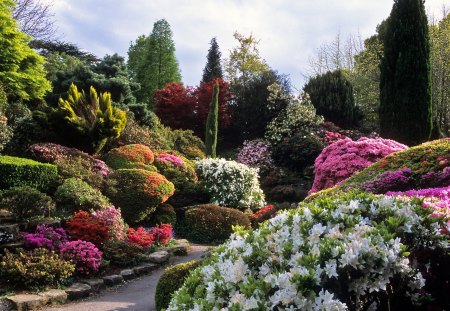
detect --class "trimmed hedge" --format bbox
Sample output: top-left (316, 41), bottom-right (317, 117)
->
top-left (155, 260), bottom-right (201, 311)
top-left (0, 156), bottom-right (58, 192)
top-left (184, 204), bottom-right (251, 244)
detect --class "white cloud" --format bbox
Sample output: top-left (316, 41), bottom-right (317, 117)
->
top-left (49, 0), bottom-right (448, 89)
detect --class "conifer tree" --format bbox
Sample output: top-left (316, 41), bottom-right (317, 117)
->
top-left (202, 37), bottom-right (223, 83)
top-left (379, 0), bottom-right (431, 145)
top-left (205, 82), bottom-right (219, 157)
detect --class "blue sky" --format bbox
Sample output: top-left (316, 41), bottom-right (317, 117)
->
top-left (48, 0), bottom-right (447, 90)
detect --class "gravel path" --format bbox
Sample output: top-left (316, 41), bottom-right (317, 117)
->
top-left (46, 244), bottom-right (210, 311)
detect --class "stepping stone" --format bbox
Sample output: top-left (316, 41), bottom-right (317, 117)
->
top-left (147, 251), bottom-right (170, 264)
top-left (120, 269), bottom-right (135, 281)
top-left (103, 274), bottom-right (124, 286)
top-left (78, 278), bottom-right (105, 292)
top-left (7, 293), bottom-right (48, 311)
top-left (133, 263), bottom-right (158, 275)
top-left (39, 289), bottom-right (67, 305)
top-left (65, 283), bottom-right (91, 300)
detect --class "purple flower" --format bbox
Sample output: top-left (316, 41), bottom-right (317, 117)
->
top-left (22, 225), bottom-right (69, 251)
top-left (237, 139), bottom-right (273, 171)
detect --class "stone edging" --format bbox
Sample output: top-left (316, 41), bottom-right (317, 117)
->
top-left (1, 239), bottom-right (190, 311)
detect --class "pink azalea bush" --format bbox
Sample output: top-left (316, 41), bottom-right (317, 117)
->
top-left (156, 153), bottom-right (184, 167)
top-left (309, 137), bottom-right (407, 194)
top-left (236, 139), bottom-right (273, 171)
top-left (91, 206), bottom-right (128, 240)
top-left (60, 240), bottom-right (103, 275)
top-left (22, 225), bottom-right (69, 251)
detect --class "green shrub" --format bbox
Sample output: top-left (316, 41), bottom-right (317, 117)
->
top-left (0, 186), bottom-right (55, 221)
top-left (148, 204), bottom-right (177, 226)
top-left (172, 129), bottom-right (206, 160)
top-left (102, 239), bottom-right (147, 267)
top-left (155, 260), bottom-right (201, 311)
top-left (0, 248), bottom-right (75, 289)
top-left (106, 169), bottom-right (175, 224)
top-left (0, 118), bottom-right (12, 154)
top-left (0, 156), bottom-right (58, 192)
top-left (55, 156), bottom-right (105, 189)
top-left (184, 204), bottom-right (251, 244)
top-left (104, 144), bottom-right (155, 170)
top-left (54, 178), bottom-right (110, 213)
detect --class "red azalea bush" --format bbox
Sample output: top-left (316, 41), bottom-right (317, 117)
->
top-left (91, 206), bottom-right (128, 240)
top-left (127, 227), bottom-right (155, 248)
top-left (104, 144), bottom-right (154, 170)
top-left (151, 224), bottom-right (173, 245)
top-left (66, 211), bottom-right (111, 246)
top-left (310, 137), bottom-right (407, 194)
top-left (60, 240), bottom-right (103, 275)
top-left (250, 205), bottom-right (278, 227)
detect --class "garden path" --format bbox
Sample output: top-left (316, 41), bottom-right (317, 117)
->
top-left (46, 244), bottom-right (210, 311)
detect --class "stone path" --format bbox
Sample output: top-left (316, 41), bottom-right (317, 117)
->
top-left (44, 244), bottom-right (209, 311)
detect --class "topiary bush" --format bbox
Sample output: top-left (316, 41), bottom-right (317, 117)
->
top-left (0, 155), bottom-right (58, 192)
top-left (155, 260), bottom-right (201, 311)
top-left (54, 178), bottom-right (110, 213)
top-left (106, 169), bottom-right (175, 224)
top-left (104, 144), bottom-right (155, 170)
top-left (167, 193), bottom-right (450, 310)
top-left (0, 248), bottom-right (75, 289)
top-left (196, 158), bottom-right (265, 211)
top-left (184, 204), bottom-right (251, 244)
top-left (0, 186), bottom-right (55, 221)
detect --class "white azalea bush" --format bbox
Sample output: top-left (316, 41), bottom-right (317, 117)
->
top-left (167, 193), bottom-right (449, 310)
top-left (196, 158), bottom-right (265, 211)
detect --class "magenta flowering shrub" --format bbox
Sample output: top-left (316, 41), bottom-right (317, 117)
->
top-left (310, 137), bottom-right (407, 194)
top-left (363, 169), bottom-right (413, 194)
top-left (236, 139), bottom-right (273, 172)
top-left (156, 153), bottom-right (184, 167)
top-left (421, 167), bottom-right (450, 188)
top-left (22, 225), bottom-right (69, 251)
top-left (60, 240), bottom-right (103, 275)
top-left (91, 206), bottom-right (127, 240)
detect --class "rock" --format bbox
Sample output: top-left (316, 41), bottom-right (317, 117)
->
top-left (133, 263), bottom-right (158, 275)
top-left (103, 274), bottom-right (124, 286)
top-left (39, 289), bottom-right (67, 305)
top-left (0, 224), bottom-right (19, 244)
top-left (6, 294), bottom-right (48, 311)
top-left (78, 278), bottom-right (105, 292)
top-left (163, 239), bottom-right (190, 256)
top-left (65, 283), bottom-right (91, 300)
top-left (147, 251), bottom-right (170, 264)
top-left (120, 269), bottom-right (135, 281)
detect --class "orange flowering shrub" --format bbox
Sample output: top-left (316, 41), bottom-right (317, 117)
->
top-left (105, 144), bottom-right (154, 170)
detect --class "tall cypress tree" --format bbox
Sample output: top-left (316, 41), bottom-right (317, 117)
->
top-left (379, 0), bottom-right (431, 145)
top-left (202, 37), bottom-right (223, 83)
top-left (205, 82), bottom-right (219, 157)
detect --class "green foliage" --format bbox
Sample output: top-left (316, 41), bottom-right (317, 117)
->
top-left (184, 204), bottom-right (251, 244)
top-left (205, 82), bottom-right (219, 157)
top-left (380, 0), bottom-right (432, 145)
top-left (149, 204), bottom-right (177, 226)
top-left (127, 19), bottom-right (182, 107)
top-left (54, 178), bottom-right (110, 213)
top-left (0, 248), bottom-right (75, 289)
top-left (106, 169), bottom-right (175, 224)
top-left (155, 260), bottom-right (201, 311)
top-left (54, 83), bottom-right (127, 154)
top-left (171, 130), bottom-right (206, 160)
top-left (304, 69), bottom-right (361, 128)
top-left (0, 186), bottom-right (55, 221)
top-left (102, 239), bottom-right (147, 267)
top-left (202, 37), bottom-right (223, 83)
top-left (0, 155), bottom-right (58, 192)
top-left (0, 0), bottom-right (51, 101)
top-left (54, 156), bottom-right (105, 189)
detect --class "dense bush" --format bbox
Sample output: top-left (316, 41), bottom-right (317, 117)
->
top-left (55, 156), bottom-right (106, 189)
top-left (184, 204), bottom-right (251, 244)
top-left (54, 178), bottom-right (110, 213)
top-left (250, 204), bottom-right (279, 227)
top-left (0, 248), bottom-right (75, 289)
top-left (309, 137), bottom-right (407, 194)
top-left (60, 240), bottom-right (103, 276)
top-left (102, 239), bottom-right (147, 267)
top-left (105, 144), bottom-right (154, 170)
top-left (149, 204), bottom-right (177, 226)
top-left (22, 225), bottom-right (68, 251)
top-left (0, 155), bottom-right (58, 192)
top-left (155, 260), bottom-right (201, 311)
top-left (171, 129), bottom-right (206, 160)
top-left (91, 206), bottom-right (127, 240)
top-left (236, 139), bottom-right (273, 173)
top-left (196, 158), bottom-right (265, 211)
top-left (0, 186), bottom-right (55, 221)
top-left (0, 117), bottom-right (12, 153)
top-left (66, 211), bottom-right (111, 246)
top-left (106, 169), bottom-right (175, 223)
top-left (167, 193), bottom-right (449, 310)
top-left (127, 227), bottom-right (154, 248)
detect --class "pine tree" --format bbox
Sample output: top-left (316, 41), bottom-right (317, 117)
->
top-left (379, 0), bottom-right (431, 145)
top-left (205, 82), bottom-right (219, 157)
top-left (202, 37), bottom-right (223, 82)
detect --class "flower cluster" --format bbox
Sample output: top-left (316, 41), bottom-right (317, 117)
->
top-left (156, 153), bottom-right (184, 167)
top-left (60, 240), bottom-right (103, 275)
top-left (66, 211), bottom-right (111, 246)
top-left (421, 167), bottom-right (450, 188)
top-left (323, 130), bottom-right (347, 144)
top-left (310, 137), bottom-right (407, 194)
top-left (250, 204), bottom-right (278, 226)
top-left (236, 139), bottom-right (273, 172)
top-left (196, 158), bottom-right (265, 211)
top-left (105, 144), bottom-right (154, 169)
top-left (91, 206), bottom-right (128, 240)
top-left (22, 225), bottom-right (68, 251)
top-left (168, 193), bottom-right (448, 310)
top-left (363, 168), bottom-right (412, 194)
top-left (127, 227), bottom-right (155, 248)
top-left (151, 224), bottom-right (173, 245)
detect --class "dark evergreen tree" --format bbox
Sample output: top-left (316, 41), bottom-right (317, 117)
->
top-left (304, 70), bottom-right (361, 128)
top-left (202, 37), bottom-right (223, 83)
top-left (379, 0), bottom-right (432, 145)
top-left (205, 82), bottom-right (219, 157)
